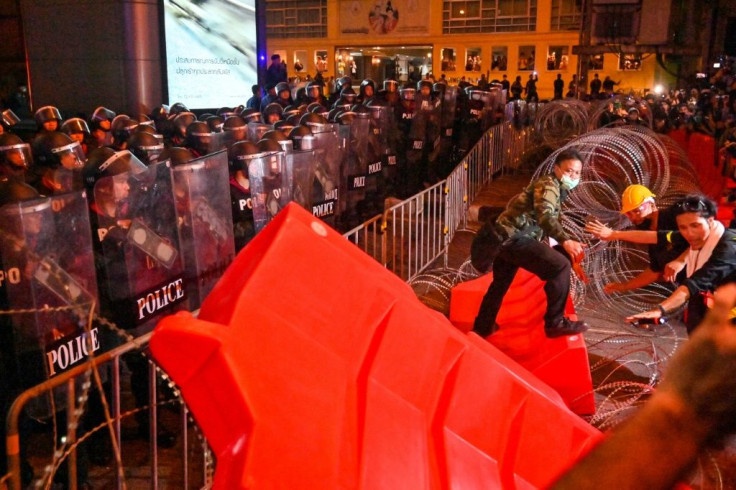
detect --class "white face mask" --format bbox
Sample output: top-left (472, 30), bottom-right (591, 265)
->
top-left (560, 174), bottom-right (580, 190)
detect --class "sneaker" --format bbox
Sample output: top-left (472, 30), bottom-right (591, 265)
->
top-left (544, 318), bottom-right (589, 338)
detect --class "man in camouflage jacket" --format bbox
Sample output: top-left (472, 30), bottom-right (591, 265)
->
top-left (473, 149), bottom-right (590, 338)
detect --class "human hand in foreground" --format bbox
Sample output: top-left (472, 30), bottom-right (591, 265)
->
top-left (584, 220), bottom-right (614, 240)
top-left (562, 239), bottom-right (586, 262)
top-left (625, 308), bottom-right (661, 323)
top-left (664, 258), bottom-right (686, 282)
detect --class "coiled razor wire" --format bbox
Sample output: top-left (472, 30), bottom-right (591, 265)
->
top-left (407, 122), bottom-right (731, 487)
top-left (534, 99), bottom-right (590, 147)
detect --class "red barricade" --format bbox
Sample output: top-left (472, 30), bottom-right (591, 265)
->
top-left (151, 203), bottom-right (601, 489)
top-left (450, 270), bottom-right (596, 415)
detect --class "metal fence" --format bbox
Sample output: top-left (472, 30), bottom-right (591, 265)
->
top-left (345, 121), bottom-right (535, 283)
top-left (3, 327), bottom-right (212, 490)
top-left (3, 120), bottom-right (535, 490)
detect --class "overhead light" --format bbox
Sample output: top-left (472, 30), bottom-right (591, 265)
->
top-left (654, 84), bottom-right (664, 94)
top-left (459, 9), bottom-right (465, 14)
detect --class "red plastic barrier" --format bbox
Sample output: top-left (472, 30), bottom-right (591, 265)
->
top-left (449, 270), bottom-right (596, 415)
top-left (151, 203), bottom-right (601, 489)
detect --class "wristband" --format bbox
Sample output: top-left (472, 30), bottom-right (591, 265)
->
top-left (658, 304), bottom-right (667, 316)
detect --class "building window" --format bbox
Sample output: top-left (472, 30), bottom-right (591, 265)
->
top-left (266, 0), bottom-right (327, 39)
top-left (550, 0), bottom-right (581, 31)
top-left (442, 0), bottom-right (537, 33)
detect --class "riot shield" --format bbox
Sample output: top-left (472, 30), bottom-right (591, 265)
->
top-left (420, 95), bottom-right (443, 183)
top-left (405, 93), bottom-right (434, 195)
top-left (289, 147), bottom-right (318, 213)
top-left (368, 102), bottom-right (400, 199)
top-left (208, 131), bottom-right (228, 154)
top-left (247, 148), bottom-right (293, 233)
top-left (338, 116), bottom-right (369, 230)
top-left (247, 122), bottom-right (270, 144)
top-left (460, 92), bottom-right (484, 152)
top-left (356, 112), bottom-right (384, 220)
top-left (437, 85), bottom-right (459, 176)
top-left (0, 191), bottom-right (100, 417)
top-left (307, 123), bottom-right (342, 228)
top-left (171, 150), bottom-right (235, 309)
top-left (92, 161), bottom-right (187, 333)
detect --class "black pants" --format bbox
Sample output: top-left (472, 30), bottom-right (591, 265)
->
top-left (473, 236), bottom-right (571, 337)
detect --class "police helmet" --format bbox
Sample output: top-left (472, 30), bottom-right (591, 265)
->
top-left (262, 103), bottom-right (283, 120)
top-left (0, 133), bottom-right (33, 172)
top-left (32, 131), bottom-right (85, 170)
top-left (186, 121), bottom-right (212, 154)
top-left (288, 124), bottom-right (315, 150)
top-left (61, 118), bottom-right (91, 139)
top-left (299, 112), bottom-right (328, 128)
top-left (306, 81), bottom-right (323, 100)
top-left (383, 79), bottom-right (399, 93)
top-left (335, 76), bottom-right (352, 95)
top-left (0, 179), bottom-right (42, 209)
top-left (172, 112), bottom-right (197, 137)
top-left (241, 108), bottom-right (262, 124)
top-left (272, 120), bottom-right (294, 133)
top-left (228, 139), bottom-right (260, 171)
top-left (157, 147), bottom-right (195, 167)
top-left (337, 112), bottom-right (356, 125)
top-left (169, 102), bottom-right (189, 116)
top-left (150, 104), bottom-right (170, 122)
top-left (82, 147), bottom-right (147, 189)
top-left (1, 109), bottom-right (21, 130)
top-left (206, 115), bottom-right (225, 133)
top-left (275, 82), bottom-right (291, 98)
top-left (127, 131), bottom-right (165, 165)
top-left (111, 115), bottom-right (139, 143)
top-left (34, 106), bottom-right (63, 130)
top-left (400, 87), bottom-right (416, 101)
top-left (90, 106), bottom-right (116, 132)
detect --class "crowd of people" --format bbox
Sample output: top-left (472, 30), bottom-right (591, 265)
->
top-left (2, 53), bottom-right (736, 486)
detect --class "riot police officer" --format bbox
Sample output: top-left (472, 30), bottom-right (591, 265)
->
top-left (61, 117), bottom-right (93, 156)
top-left (228, 141), bottom-right (258, 251)
top-left (34, 105), bottom-right (62, 133)
top-left (0, 133), bottom-right (33, 181)
top-left (31, 131), bottom-right (86, 195)
top-left (89, 106), bottom-right (116, 149)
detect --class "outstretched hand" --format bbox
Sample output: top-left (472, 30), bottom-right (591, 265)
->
top-left (585, 220), bottom-right (614, 240)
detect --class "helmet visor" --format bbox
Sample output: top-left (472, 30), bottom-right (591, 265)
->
top-left (51, 141), bottom-right (86, 169)
top-left (0, 142), bottom-right (33, 169)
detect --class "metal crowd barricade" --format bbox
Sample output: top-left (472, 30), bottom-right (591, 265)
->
top-left (344, 120), bottom-right (535, 283)
top-left (3, 329), bottom-right (213, 490)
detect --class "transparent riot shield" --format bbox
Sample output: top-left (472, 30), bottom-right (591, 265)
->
top-left (437, 85), bottom-right (459, 176)
top-left (247, 122), bottom-right (270, 144)
top-left (289, 148), bottom-right (318, 212)
top-left (368, 103), bottom-right (399, 198)
top-left (356, 112), bottom-right (383, 221)
top-left (0, 191), bottom-right (100, 417)
top-left (208, 131), bottom-right (228, 154)
top-left (247, 149), bottom-right (293, 233)
top-left (172, 150), bottom-right (235, 309)
top-left (338, 118), bottom-right (368, 230)
top-left (405, 94), bottom-right (433, 195)
top-left (422, 96), bottom-right (443, 182)
top-left (92, 161), bottom-right (187, 333)
top-left (308, 123), bottom-right (342, 228)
